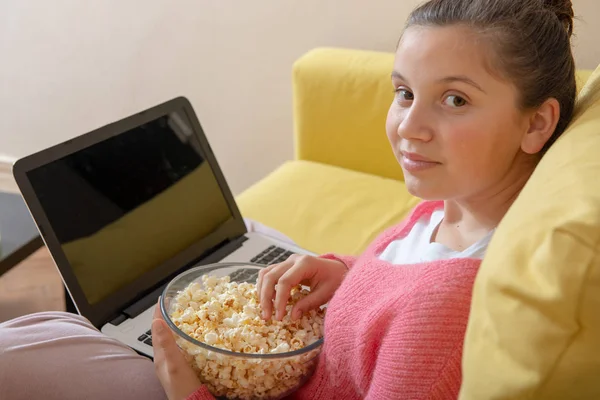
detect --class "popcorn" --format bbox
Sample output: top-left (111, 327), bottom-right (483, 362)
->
top-left (169, 275), bottom-right (325, 400)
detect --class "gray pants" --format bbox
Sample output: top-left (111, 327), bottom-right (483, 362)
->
top-left (0, 311), bottom-right (166, 400)
top-left (0, 220), bottom-right (294, 400)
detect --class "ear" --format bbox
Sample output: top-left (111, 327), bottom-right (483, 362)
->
top-left (521, 98), bottom-right (561, 154)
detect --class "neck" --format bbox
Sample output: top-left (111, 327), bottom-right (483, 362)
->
top-left (443, 165), bottom-right (534, 234)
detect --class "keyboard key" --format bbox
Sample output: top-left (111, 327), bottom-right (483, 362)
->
top-left (229, 268), bottom-right (260, 283)
top-left (250, 246), bottom-right (294, 267)
top-left (137, 334), bottom-right (148, 342)
top-left (144, 337), bottom-right (153, 346)
top-left (146, 329), bottom-right (152, 335)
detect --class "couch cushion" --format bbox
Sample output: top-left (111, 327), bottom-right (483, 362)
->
top-left (236, 160), bottom-right (419, 255)
top-left (460, 66), bottom-right (600, 399)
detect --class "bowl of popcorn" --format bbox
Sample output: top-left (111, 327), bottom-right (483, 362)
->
top-left (160, 262), bottom-right (325, 400)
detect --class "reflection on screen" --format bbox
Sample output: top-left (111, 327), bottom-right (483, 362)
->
top-left (27, 111), bottom-right (232, 304)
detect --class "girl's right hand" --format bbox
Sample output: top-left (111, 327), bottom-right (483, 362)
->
top-left (256, 254), bottom-right (348, 321)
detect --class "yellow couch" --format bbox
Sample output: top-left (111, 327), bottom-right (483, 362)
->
top-left (236, 47), bottom-right (593, 256)
top-left (459, 65), bottom-right (600, 398)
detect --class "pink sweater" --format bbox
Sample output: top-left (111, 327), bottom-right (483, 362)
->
top-left (189, 201), bottom-right (481, 400)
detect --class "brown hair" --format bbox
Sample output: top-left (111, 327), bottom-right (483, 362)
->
top-left (406, 0), bottom-right (576, 153)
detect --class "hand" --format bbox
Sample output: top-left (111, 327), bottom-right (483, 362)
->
top-left (256, 255), bottom-right (348, 321)
top-left (151, 300), bottom-right (202, 400)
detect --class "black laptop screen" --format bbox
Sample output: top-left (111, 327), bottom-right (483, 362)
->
top-left (26, 110), bottom-right (233, 305)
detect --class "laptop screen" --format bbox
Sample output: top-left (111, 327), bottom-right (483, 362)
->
top-left (26, 109), bottom-right (235, 305)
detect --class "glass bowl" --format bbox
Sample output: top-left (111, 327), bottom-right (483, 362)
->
top-left (160, 262), bottom-right (324, 400)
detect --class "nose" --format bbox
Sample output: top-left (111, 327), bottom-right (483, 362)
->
top-left (396, 101), bottom-right (434, 142)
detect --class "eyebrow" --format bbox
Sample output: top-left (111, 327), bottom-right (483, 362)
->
top-left (391, 71), bottom-right (407, 81)
top-left (391, 71), bottom-right (486, 94)
top-left (439, 75), bottom-right (486, 93)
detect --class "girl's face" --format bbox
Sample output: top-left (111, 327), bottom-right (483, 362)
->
top-left (386, 25), bottom-right (533, 201)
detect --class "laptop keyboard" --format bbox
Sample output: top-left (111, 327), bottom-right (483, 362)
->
top-left (137, 245), bottom-right (295, 347)
top-left (138, 329), bottom-right (152, 346)
top-left (251, 245), bottom-right (294, 265)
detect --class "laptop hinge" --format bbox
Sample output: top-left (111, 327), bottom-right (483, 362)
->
top-left (115, 235), bottom-right (248, 322)
top-left (109, 314), bottom-right (128, 326)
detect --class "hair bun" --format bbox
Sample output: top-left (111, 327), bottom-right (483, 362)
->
top-left (543, 0), bottom-right (574, 37)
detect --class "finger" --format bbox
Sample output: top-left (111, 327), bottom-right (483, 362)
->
top-left (152, 318), bottom-right (185, 366)
top-left (256, 254), bottom-right (297, 294)
top-left (256, 263), bottom-right (277, 300)
top-left (273, 282), bottom-right (293, 321)
top-left (291, 283), bottom-right (332, 320)
top-left (259, 259), bottom-right (295, 320)
top-left (153, 300), bottom-right (162, 321)
top-left (151, 299), bottom-right (183, 365)
top-left (273, 258), bottom-right (316, 321)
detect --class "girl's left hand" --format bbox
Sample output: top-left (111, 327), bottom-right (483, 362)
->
top-left (151, 301), bottom-right (203, 400)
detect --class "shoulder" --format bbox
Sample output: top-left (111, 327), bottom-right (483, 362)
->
top-left (385, 200), bottom-right (443, 240)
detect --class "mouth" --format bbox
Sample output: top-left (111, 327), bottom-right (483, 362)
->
top-left (399, 151), bottom-right (440, 173)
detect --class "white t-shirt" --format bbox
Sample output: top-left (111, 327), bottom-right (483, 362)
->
top-left (378, 209), bottom-right (494, 264)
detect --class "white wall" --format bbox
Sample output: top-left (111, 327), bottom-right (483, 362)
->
top-left (1, 0), bottom-right (598, 194)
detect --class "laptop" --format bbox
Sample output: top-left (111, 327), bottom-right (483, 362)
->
top-left (12, 96), bottom-right (313, 357)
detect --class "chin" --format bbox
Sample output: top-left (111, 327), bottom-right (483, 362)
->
top-left (404, 178), bottom-right (446, 201)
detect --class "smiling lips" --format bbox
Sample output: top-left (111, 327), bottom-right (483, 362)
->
top-left (400, 151), bottom-right (440, 172)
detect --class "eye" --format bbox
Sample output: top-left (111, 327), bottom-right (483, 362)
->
top-left (395, 88), bottom-right (414, 103)
top-left (443, 95), bottom-right (467, 108)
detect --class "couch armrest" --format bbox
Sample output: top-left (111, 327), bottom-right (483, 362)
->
top-left (292, 47), bottom-right (404, 181)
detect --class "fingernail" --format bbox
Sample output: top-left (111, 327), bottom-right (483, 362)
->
top-left (262, 310), bottom-right (269, 320)
top-left (294, 309), bottom-right (302, 320)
